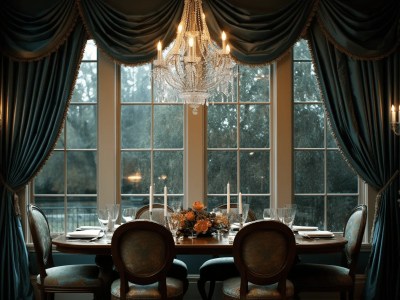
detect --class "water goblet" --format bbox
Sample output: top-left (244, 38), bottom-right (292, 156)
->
top-left (122, 207), bottom-right (137, 223)
top-left (277, 207), bottom-right (296, 229)
top-left (170, 200), bottom-right (182, 212)
top-left (97, 207), bottom-right (109, 240)
top-left (263, 208), bottom-right (277, 220)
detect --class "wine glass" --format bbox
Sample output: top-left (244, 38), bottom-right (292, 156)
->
top-left (167, 212), bottom-right (181, 242)
top-left (106, 204), bottom-right (120, 232)
top-left (170, 199), bottom-right (182, 212)
top-left (97, 207), bottom-right (109, 237)
top-left (277, 207), bottom-right (296, 229)
top-left (263, 208), bottom-right (277, 220)
top-left (122, 207), bottom-right (137, 223)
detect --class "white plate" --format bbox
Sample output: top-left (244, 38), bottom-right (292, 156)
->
top-left (298, 230), bottom-right (334, 238)
top-left (292, 225), bottom-right (319, 232)
top-left (66, 229), bottom-right (103, 239)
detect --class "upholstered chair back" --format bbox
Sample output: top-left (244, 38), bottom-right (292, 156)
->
top-left (135, 204), bottom-right (173, 224)
top-left (232, 220), bottom-right (296, 298)
top-left (111, 220), bottom-right (177, 298)
top-left (27, 204), bottom-right (54, 278)
top-left (342, 204), bottom-right (367, 276)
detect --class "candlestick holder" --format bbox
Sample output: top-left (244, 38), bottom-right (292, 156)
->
top-left (149, 211), bottom-right (153, 221)
top-left (391, 122), bottom-right (400, 136)
top-left (239, 213), bottom-right (243, 229)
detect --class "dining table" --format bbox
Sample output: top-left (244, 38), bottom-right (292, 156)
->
top-left (52, 230), bottom-right (346, 299)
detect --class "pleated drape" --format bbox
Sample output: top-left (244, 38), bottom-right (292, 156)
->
top-left (1, 0), bottom-right (400, 298)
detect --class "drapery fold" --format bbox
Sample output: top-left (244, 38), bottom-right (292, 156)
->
top-left (77, 0), bottom-right (184, 64)
top-left (204, 0), bottom-right (318, 64)
top-left (1, 0), bottom-right (400, 299)
top-left (0, 0), bottom-right (79, 61)
top-left (0, 23), bottom-right (87, 300)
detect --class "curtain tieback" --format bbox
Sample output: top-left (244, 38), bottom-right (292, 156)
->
top-left (0, 173), bottom-right (21, 216)
top-left (371, 170), bottom-right (400, 240)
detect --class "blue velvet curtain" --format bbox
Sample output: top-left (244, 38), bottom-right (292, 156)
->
top-left (0, 1), bottom-right (87, 299)
top-left (1, 0), bottom-right (400, 299)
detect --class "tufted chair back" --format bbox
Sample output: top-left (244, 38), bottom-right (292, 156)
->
top-left (135, 204), bottom-right (173, 224)
top-left (27, 204), bottom-right (55, 278)
top-left (228, 220), bottom-right (296, 299)
top-left (111, 220), bottom-right (184, 299)
top-left (342, 204), bottom-right (367, 278)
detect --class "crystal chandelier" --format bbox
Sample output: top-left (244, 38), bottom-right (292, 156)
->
top-left (153, 0), bottom-right (235, 115)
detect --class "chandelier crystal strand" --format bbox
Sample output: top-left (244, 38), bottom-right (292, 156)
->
top-left (153, 0), bottom-right (236, 115)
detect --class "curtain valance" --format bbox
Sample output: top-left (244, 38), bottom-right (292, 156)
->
top-left (1, 0), bottom-right (399, 63)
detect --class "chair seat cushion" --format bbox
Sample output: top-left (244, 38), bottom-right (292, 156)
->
top-left (168, 259), bottom-right (188, 280)
top-left (223, 277), bottom-right (294, 299)
top-left (199, 257), bottom-right (239, 281)
top-left (38, 264), bottom-right (102, 289)
top-left (290, 263), bottom-right (352, 290)
top-left (111, 277), bottom-right (184, 299)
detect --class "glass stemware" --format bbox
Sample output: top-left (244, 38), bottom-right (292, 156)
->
top-left (263, 208), bottom-right (277, 220)
top-left (122, 207), bottom-right (137, 223)
top-left (106, 204), bottom-right (120, 232)
top-left (167, 212), bottom-right (181, 242)
top-left (277, 207), bottom-right (297, 229)
top-left (97, 207), bottom-right (109, 239)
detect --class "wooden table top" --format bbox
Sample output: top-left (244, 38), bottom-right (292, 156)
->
top-left (52, 232), bottom-right (347, 256)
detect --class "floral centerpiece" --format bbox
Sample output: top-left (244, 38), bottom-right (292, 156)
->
top-left (177, 201), bottom-right (229, 237)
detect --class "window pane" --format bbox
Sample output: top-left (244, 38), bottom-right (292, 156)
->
top-left (35, 197), bottom-right (65, 233)
top-left (293, 40), bottom-right (311, 60)
top-left (240, 104), bottom-right (269, 148)
top-left (240, 151), bottom-right (269, 194)
top-left (293, 61), bottom-right (319, 102)
top-left (121, 105), bottom-right (151, 148)
top-left (153, 151), bottom-right (183, 194)
top-left (67, 197), bottom-right (97, 232)
top-left (67, 151), bottom-right (97, 194)
top-left (121, 64), bottom-right (151, 103)
top-left (67, 105), bottom-right (97, 149)
top-left (208, 151), bottom-right (237, 193)
top-left (208, 105), bottom-right (237, 148)
top-left (34, 152), bottom-right (64, 194)
top-left (71, 62), bottom-right (97, 103)
top-left (239, 66), bottom-right (270, 102)
top-left (327, 196), bottom-right (358, 231)
top-left (294, 103), bottom-right (324, 148)
top-left (154, 105), bottom-right (183, 148)
top-left (294, 195), bottom-right (324, 228)
top-left (327, 151), bottom-right (358, 193)
top-left (294, 150), bottom-right (324, 193)
top-left (121, 151), bottom-right (151, 194)
top-left (121, 196), bottom-right (148, 210)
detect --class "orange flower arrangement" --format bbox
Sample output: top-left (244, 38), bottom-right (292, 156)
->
top-left (177, 201), bottom-right (225, 236)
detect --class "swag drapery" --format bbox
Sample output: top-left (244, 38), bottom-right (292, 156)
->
top-left (0, 0), bottom-right (399, 299)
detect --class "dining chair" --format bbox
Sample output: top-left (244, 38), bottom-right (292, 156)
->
top-left (110, 220), bottom-right (186, 299)
top-left (197, 204), bottom-right (257, 300)
top-left (222, 220), bottom-right (297, 299)
top-left (135, 203), bottom-right (189, 293)
top-left (289, 204), bottom-right (367, 300)
top-left (27, 204), bottom-right (104, 300)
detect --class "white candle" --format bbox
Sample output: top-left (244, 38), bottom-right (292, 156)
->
top-left (238, 192), bottom-right (242, 214)
top-left (149, 185), bottom-right (153, 212)
top-left (227, 182), bottom-right (230, 213)
top-left (392, 105), bottom-right (396, 123)
top-left (157, 41), bottom-right (162, 61)
top-left (222, 31), bottom-right (226, 53)
top-left (164, 186), bottom-right (168, 217)
top-left (398, 105), bottom-right (400, 123)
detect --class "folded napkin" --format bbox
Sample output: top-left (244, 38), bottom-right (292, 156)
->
top-left (66, 229), bottom-right (103, 239)
top-left (292, 225), bottom-right (318, 232)
top-left (298, 230), bottom-right (334, 238)
top-left (76, 226), bottom-right (102, 231)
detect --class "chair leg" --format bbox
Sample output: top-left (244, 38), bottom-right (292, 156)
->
top-left (340, 291), bottom-right (347, 300)
top-left (197, 278), bottom-right (208, 300)
top-left (208, 280), bottom-right (216, 299)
